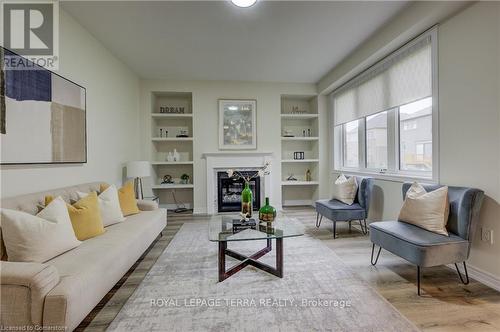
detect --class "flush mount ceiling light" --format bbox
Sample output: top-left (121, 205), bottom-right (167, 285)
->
top-left (231, 0), bottom-right (257, 8)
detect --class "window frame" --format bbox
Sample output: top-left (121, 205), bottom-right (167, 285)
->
top-left (332, 28), bottom-right (439, 183)
top-left (365, 110), bottom-right (389, 172)
top-left (341, 120), bottom-right (361, 169)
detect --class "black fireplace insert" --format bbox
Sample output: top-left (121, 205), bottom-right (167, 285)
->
top-left (217, 171), bottom-right (261, 213)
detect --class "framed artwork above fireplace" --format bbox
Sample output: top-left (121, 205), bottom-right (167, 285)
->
top-left (218, 99), bottom-right (256, 150)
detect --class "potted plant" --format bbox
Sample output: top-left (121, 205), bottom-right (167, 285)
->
top-left (180, 174), bottom-right (190, 184)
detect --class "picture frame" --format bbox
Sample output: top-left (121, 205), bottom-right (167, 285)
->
top-left (1, 47), bottom-right (87, 165)
top-left (218, 99), bottom-right (256, 150)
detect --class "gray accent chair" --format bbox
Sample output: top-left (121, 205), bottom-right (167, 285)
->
top-left (369, 183), bottom-right (484, 295)
top-left (315, 176), bottom-right (374, 238)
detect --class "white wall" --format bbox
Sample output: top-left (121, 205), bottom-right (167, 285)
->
top-left (139, 80), bottom-right (317, 214)
top-left (0, 9), bottom-right (140, 197)
top-left (438, 2), bottom-right (500, 280)
top-left (324, 2), bottom-right (500, 282)
top-left (318, 1), bottom-right (469, 94)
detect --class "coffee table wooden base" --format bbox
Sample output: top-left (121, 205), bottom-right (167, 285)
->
top-left (218, 238), bottom-right (283, 282)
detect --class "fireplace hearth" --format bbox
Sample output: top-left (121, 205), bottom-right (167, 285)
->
top-left (217, 171), bottom-right (261, 213)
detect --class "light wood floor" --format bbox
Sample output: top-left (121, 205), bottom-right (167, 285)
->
top-left (77, 207), bottom-right (500, 332)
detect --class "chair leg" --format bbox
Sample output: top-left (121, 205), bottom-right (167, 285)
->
top-left (455, 262), bottom-right (470, 285)
top-left (417, 266), bottom-right (421, 296)
top-left (370, 243), bottom-right (382, 266)
top-left (359, 219), bottom-right (368, 235)
top-left (315, 213), bottom-right (323, 228)
top-left (333, 219), bottom-right (337, 239)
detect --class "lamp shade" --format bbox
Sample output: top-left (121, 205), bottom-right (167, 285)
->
top-left (126, 161), bottom-right (150, 178)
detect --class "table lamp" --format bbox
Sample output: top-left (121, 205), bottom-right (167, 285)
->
top-left (127, 161), bottom-right (150, 199)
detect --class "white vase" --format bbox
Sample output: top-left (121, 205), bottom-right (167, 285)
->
top-left (166, 152), bottom-right (174, 162)
top-left (173, 149), bottom-right (180, 162)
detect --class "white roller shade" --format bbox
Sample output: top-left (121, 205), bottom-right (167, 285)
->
top-left (333, 35), bottom-right (432, 126)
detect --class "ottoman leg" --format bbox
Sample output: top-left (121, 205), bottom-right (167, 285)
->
top-left (370, 243), bottom-right (382, 266)
top-left (417, 266), bottom-right (421, 296)
top-left (316, 213), bottom-right (323, 228)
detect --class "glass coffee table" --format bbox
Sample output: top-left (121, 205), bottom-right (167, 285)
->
top-left (209, 215), bottom-right (304, 282)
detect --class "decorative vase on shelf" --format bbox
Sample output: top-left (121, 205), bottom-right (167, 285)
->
top-left (173, 149), bottom-right (180, 162)
top-left (259, 197), bottom-right (276, 222)
top-left (305, 169), bottom-right (312, 181)
top-left (241, 182), bottom-right (253, 218)
top-left (166, 152), bottom-right (174, 162)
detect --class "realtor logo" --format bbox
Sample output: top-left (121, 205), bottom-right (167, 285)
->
top-left (1, 0), bottom-right (59, 70)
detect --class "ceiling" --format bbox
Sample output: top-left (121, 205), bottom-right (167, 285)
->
top-left (62, 1), bottom-right (408, 83)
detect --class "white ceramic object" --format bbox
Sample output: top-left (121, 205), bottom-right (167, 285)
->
top-left (173, 149), bottom-right (180, 162)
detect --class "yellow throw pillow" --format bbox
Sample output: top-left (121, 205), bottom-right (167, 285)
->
top-left (46, 192), bottom-right (105, 241)
top-left (100, 181), bottom-right (140, 217)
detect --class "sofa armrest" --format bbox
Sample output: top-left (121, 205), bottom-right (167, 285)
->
top-left (137, 199), bottom-right (158, 211)
top-left (1, 261), bottom-right (60, 326)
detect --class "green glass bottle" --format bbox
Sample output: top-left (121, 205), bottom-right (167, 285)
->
top-left (241, 181), bottom-right (253, 218)
top-left (259, 197), bottom-right (276, 222)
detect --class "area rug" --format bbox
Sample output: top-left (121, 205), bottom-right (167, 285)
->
top-left (107, 221), bottom-right (418, 332)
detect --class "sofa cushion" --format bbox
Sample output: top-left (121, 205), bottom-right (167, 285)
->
top-left (332, 174), bottom-right (358, 205)
top-left (101, 182), bottom-right (140, 217)
top-left (315, 199), bottom-right (366, 221)
top-left (76, 185), bottom-right (125, 227)
top-left (0, 197), bottom-right (81, 263)
top-left (43, 208), bottom-right (166, 331)
top-left (0, 182), bottom-right (102, 261)
top-left (398, 182), bottom-right (450, 236)
top-left (369, 221), bottom-right (469, 267)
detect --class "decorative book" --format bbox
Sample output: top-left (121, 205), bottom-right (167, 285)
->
top-left (232, 218), bottom-right (257, 233)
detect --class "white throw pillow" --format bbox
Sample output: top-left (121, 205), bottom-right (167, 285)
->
top-left (332, 174), bottom-right (358, 205)
top-left (0, 197), bottom-right (81, 263)
top-left (77, 185), bottom-right (125, 227)
top-left (398, 182), bottom-right (450, 236)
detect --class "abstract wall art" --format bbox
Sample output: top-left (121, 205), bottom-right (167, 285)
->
top-left (218, 99), bottom-right (256, 150)
top-left (0, 47), bottom-right (86, 164)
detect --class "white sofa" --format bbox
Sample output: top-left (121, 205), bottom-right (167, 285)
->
top-left (0, 182), bottom-right (167, 331)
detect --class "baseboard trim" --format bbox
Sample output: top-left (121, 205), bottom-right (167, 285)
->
top-left (447, 263), bottom-right (500, 292)
top-left (283, 199), bottom-right (314, 206)
top-left (160, 203), bottom-right (193, 210)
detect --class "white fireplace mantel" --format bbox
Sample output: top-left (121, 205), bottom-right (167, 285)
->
top-left (203, 152), bottom-right (275, 214)
top-left (202, 151), bottom-right (274, 158)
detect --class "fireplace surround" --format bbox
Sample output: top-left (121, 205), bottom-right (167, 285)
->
top-left (217, 171), bottom-right (261, 213)
top-left (202, 152), bottom-right (274, 214)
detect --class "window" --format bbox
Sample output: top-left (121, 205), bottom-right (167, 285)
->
top-left (403, 121), bottom-right (417, 131)
top-left (331, 28), bottom-right (437, 180)
top-left (343, 120), bottom-right (359, 167)
top-left (366, 111), bottom-right (387, 169)
top-left (399, 98), bottom-right (432, 171)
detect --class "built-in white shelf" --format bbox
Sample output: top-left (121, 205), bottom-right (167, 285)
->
top-left (281, 137), bottom-right (319, 141)
top-left (281, 94), bottom-right (320, 208)
top-left (152, 184), bottom-right (194, 189)
top-left (150, 91), bottom-right (194, 211)
top-left (280, 114), bottom-right (318, 119)
top-left (281, 159), bottom-right (319, 163)
top-left (151, 137), bottom-right (193, 142)
top-left (151, 113), bottom-right (193, 119)
top-left (151, 161), bottom-right (194, 165)
top-left (281, 181), bottom-right (319, 186)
